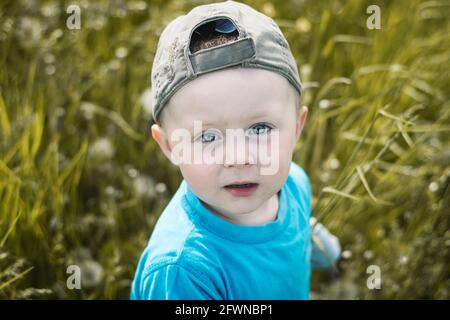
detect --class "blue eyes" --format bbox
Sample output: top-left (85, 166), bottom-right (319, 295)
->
top-left (198, 123), bottom-right (273, 144)
top-left (249, 123), bottom-right (272, 135)
top-left (201, 132), bottom-right (218, 143)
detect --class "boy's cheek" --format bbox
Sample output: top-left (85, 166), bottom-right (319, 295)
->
top-left (179, 164), bottom-right (218, 187)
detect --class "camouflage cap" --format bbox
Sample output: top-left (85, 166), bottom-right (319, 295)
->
top-left (151, 0), bottom-right (302, 123)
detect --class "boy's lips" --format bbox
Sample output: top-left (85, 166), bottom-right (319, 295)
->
top-left (223, 182), bottom-right (259, 197)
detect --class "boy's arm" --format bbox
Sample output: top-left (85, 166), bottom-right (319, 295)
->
top-left (310, 217), bottom-right (341, 269)
top-left (139, 264), bottom-right (221, 300)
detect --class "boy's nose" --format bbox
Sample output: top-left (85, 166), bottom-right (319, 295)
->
top-left (223, 134), bottom-right (256, 167)
top-left (223, 155), bottom-right (254, 167)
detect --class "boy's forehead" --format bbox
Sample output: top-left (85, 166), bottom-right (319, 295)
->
top-left (187, 105), bottom-right (278, 127)
top-left (165, 68), bottom-right (294, 128)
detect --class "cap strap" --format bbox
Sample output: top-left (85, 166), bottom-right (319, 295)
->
top-left (189, 37), bottom-right (255, 75)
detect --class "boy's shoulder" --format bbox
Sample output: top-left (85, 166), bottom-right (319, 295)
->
top-left (135, 181), bottom-right (219, 276)
top-left (132, 186), bottom-right (224, 298)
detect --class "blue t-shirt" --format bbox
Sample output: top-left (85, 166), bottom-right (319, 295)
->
top-left (131, 162), bottom-right (312, 299)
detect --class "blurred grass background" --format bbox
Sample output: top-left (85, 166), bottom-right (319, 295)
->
top-left (0, 0), bottom-right (449, 299)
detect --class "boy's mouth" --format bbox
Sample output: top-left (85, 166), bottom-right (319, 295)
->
top-left (223, 182), bottom-right (259, 197)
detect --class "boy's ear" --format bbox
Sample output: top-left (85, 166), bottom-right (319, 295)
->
top-left (295, 106), bottom-right (308, 141)
top-left (151, 124), bottom-right (173, 161)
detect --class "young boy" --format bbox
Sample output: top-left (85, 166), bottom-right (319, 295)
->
top-left (131, 0), bottom-right (340, 300)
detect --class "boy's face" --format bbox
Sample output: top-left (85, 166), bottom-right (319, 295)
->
top-left (152, 68), bottom-right (307, 222)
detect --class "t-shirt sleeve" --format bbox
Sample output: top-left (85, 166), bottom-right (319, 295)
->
top-left (140, 264), bottom-right (221, 300)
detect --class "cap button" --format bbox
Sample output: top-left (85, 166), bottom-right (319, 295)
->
top-left (214, 19), bottom-right (236, 33)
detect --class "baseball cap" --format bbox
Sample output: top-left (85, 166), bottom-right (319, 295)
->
top-left (151, 0), bottom-right (302, 123)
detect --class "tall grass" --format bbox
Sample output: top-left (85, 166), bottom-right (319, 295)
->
top-left (0, 0), bottom-right (448, 299)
